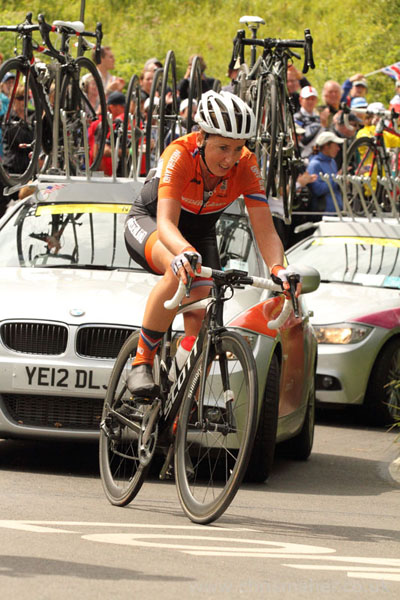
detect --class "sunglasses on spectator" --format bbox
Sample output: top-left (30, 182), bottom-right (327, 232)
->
top-left (15, 95), bottom-right (25, 100)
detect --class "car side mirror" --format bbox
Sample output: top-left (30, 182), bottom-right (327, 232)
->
top-left (286, 264), bottom-right (320, 294)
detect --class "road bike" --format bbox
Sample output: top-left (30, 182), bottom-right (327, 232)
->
top-left (99, 264), bottom-right (295, 524)
top-left (230, 25), bottom-right (315, 224)
top-left (0, 12), bottom-right (107, 188)
top-left (345, 106), bottom-right (400, 216)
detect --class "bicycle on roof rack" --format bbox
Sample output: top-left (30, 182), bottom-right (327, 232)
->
top-left (230, 21), bottom-right (315, 225)
top-left (344, 104), bottom-right (400, 218)
top-left (0, 12), bottom-right (107, 189)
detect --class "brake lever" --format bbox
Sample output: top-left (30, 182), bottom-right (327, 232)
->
top-left (303, 29), bottom-right (315, 73)
top-left (184, 253), bottom-right (200, 298)
top-left (287, 273), bottom-right (300, 318)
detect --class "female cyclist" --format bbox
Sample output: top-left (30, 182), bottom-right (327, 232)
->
top-left (124, 90), bottom-right (300, 397)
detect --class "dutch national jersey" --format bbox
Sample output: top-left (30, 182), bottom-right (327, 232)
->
top-left (131, 132), bottom-right (267, 236)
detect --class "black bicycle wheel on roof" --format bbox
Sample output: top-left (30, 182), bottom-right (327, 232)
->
top-left (254, 72), bottom-right (278, 196)
top-left (145, 66), bottom-right (163, 175)
top-left (346, 136), bottom-right (385, 215)
top-left (174, 330), bottom-right (258, 524)
top-left (159, 50), bottom-right (181, 154)
top-left (0, 58), bottom-right (42, 188)
top-left (59, 56), bottom-right (107, 175)
top-left (121, 74), bottom-right (142, 178)
top-left (187, 55), bottom-right (203, 133)
top-left (99, 331), bottom-right (151, 506)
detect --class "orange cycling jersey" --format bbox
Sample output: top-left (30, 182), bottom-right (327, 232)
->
top-left (132, 132), bottom-right (267, 235)
top-left (156, 132), bottom-right (267, 214)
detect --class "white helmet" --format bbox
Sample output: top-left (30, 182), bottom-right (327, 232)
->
top-left (366, 102), bottom-right (386, 114)
top-left (194, 90), bottom-right (256, 139)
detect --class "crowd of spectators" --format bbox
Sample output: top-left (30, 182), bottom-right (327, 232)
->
top-left (1, 42), bottom-right (400, 231)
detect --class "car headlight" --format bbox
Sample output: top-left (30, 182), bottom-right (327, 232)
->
top-left (314, 323), bottom-right (372, 344)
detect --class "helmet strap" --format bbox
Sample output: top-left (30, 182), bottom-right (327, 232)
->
top-left (198, 134), bottom-right (219, 178)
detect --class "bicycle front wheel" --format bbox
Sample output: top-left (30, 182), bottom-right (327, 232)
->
top-left (0, 58), bottom-right (42, 187)
top-left (174, 330), bottom-right (258, 524)
top-left (59, 56), bottom-right (107, 175)
top-left (99, 331), bottom-right (150, 506)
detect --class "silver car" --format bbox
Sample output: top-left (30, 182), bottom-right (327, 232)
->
top-left (287, 216), bottom-right (400, 425)
top-left (0, 176), bottom-right (319, 481)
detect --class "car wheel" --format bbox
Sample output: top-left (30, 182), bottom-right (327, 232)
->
top-left (244, 353), bottom-right (280, 483)
top-left (364, 338), bottom-right (400, 426)
top-left (278, 371), bottom-right (316, 460)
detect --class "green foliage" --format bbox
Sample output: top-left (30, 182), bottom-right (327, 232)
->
top-left (1, 0), bottom-right (400, 102)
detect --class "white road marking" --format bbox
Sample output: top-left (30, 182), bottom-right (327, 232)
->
top-left (1, 520), bottom-right (398, 585)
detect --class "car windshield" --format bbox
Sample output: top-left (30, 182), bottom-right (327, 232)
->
top-left (0, 199), bottom-right (263, 275)
top-left (289, 236), bottom-right (400, 289)
top-left (0, 200), bottom-right (142, 269)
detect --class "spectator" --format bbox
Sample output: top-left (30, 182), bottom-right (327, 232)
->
top-left (81, 74), bottom-right (101, 114)
top-left (0, 72), bottom-right (16, 115)
top-left (140, 68), bottom-right (156, 101)
top-left (143, 57), bottom-right (163, 73)
top-left (307, 130), bottom-right (344, 213)
top-left (341, 73), bottom-right (368, 105)
top-left (293, 86), bottom-right (323, 158)
top-left (319, 80), bottom-right (342, 128)
top-left (389, 78), bottom-right (400, 113)
top-left (93, 45), bottom-right (125, 98)
top-left (178, 55), bottom-right (216, 100)
top-left (350, 96), bottom-right (368, 124)
top-left (287, 64), bottom-right (312, 113)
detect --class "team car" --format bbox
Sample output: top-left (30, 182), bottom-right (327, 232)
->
top-left (287, 215), bottom-right (400, 425)
top-left (0, 176), bottom-right (319, 480)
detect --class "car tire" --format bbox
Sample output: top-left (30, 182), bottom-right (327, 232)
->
top-left (364, 338), bottom-right (400, 426)
top-left (244, 353), bottom-right (280, 483)
top-left (278, 371), bottom-right (316, 460)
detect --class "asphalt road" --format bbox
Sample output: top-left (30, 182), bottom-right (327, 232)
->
top-left (0, 412), bottom-right (399, 600)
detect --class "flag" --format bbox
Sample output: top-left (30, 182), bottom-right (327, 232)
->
top-left (381, 62), bottom-right (400, 79)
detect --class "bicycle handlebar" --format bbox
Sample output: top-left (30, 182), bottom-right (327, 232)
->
top-left (164, 266), bottom-right (295, 330)
top-left (231, 28), bottom-right (315, 74)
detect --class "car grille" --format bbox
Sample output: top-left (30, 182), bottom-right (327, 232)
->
top-left (76, 326), bottom-right (135, 359)
top-left (3, 394), bottom-right (103, 430)
top-left (0, 322), bottom-right (68, 355)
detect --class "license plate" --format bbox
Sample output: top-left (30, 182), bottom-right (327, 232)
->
top-left (12, 364), bottom-right (109, 393)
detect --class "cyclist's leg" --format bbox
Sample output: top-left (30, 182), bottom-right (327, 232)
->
top-left (124, 213), bottom-right (210, 395)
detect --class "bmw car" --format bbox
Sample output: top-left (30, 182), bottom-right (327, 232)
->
top-left (0, 176), bottom-right (319, 480)
top-left (287, 216), bottom-right (400, 425)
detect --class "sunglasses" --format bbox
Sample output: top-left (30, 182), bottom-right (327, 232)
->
top-left (15, 95), bottom-right (25, 100)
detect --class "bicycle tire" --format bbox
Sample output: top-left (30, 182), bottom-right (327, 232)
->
top-left (121, 74), bottom-right (142, 177)
top-left (174, 330), bottom-right (258, 524)
top-left (145, 67), bottom-right (163, 175)
top-left (59, 56), bottom-right (107, 174)
top-left (0, 58), bottom-right (42, 187)
top-left (187, 55), bottom-right (203, 133)
top-left (254, 73), bottom-right (277, 195)
top-left (99, 331), bottom-right (150, 506)
top-left (346, 136), bottom-right (385, 215)
top-left (159, 50), bottom-right (180, 154)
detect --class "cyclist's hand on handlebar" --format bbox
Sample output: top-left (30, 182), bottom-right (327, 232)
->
top-left (271, 265), bottom-right (302, 297)
top-left (171, 247), bottom-right (202, 285)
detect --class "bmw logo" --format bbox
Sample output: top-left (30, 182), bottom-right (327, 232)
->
top-left (70, 308), bottom-right (85, 317)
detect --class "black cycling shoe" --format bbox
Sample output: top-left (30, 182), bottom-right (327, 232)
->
top-left (126, 364), bottom-right (160, 399)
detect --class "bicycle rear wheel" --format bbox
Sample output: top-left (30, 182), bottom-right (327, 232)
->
top-left (159, 50), bottom-right (181, 153)
top-left (99, 331), bottom-right (150, 506)
top-left (121, 74), bottom-right (142, 177)
top-left (187, 55), bottom-right (203, 133)
top-left (59, 56), bottom-right (107, 175)
top-left (145, 67), bottom-right (163, 175)
top-left (174, 330), bottom-right (258, 524)
top-left (254, 73), bottom-right (277, 196)
top-left (0, 58), bottom-right (42, 187)
top-left (346, 136), bottom-right (385, 215)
